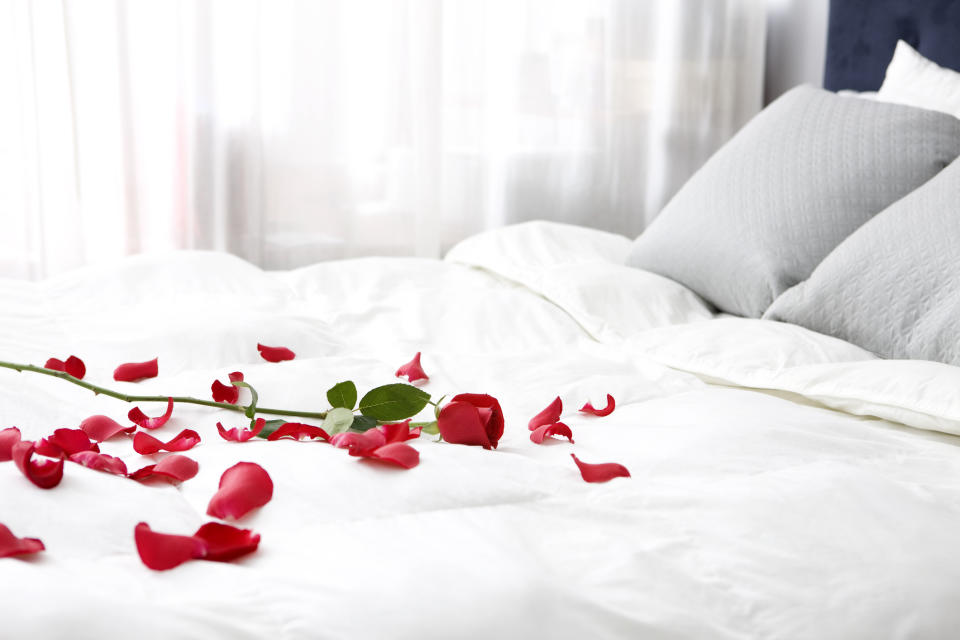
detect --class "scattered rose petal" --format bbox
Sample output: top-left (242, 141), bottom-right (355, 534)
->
top-left (134, 522), bottom-right (207, 571)
top-left (207, 462), bottom-right (273, 520)
top-left (266, 422), bottom-right (330, 442)
top-left (133, 429), bottom-right (201, 455)
top-left (134, 521), bottom-right (260, 571)
top-left (579, 394), bottom-right (616, 417)
top-left (257, 343), bottom-right (295, 363)
top-left (128, 398), bottom-right (174, 430)
top-left (194, 522), bottom-right (260, 562)
top-left (216, 418), bottom-right (264, 443)
top-left (530, 422), bottom-right (574, 444)
top-left (529, 396), bottom-right (563, 431)
top-left (0, 523), bottom-right (45, 559)
top-left (437, 394), bottom-right (504, 450)
top-left (377, 419), bottom-right (421, 444)
top-left (366, 442), bottom-right (420, 469)
top-left (69, 450), bottom-right (128, 476)
top-left (395, 352), bottom-right (429, 383)
top-left (0, 427), bottom-right (23, 462)
top-left (129, 454), bottom-right (199, 483)
top-left (79, 415), bottom-right (135, 442)
top-left (34, 428), bottom-right (99, 458)
top-left (330, 429), bottom-right (386, 456)
top-left (570, 453), bottom-right (630, 483)
top-left (113, 357), bottom-right (159, 382)
top-left (44, 355), bottom-right (86, 380)
top-left (211, 372), bottom-right (244, 404)
top-left (12, 441), bottom-right (64, 489)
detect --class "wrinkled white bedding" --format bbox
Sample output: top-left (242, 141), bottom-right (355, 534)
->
top-left (2, 221), bottom-right (960, 639)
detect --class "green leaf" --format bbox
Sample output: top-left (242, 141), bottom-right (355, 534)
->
top-left (411, 420), bottom-right (439, 435)
top-left (358, 383), bottom-right (431, 421)
top-left (322, 407), bottom-right (355, 435)
top-left (232, 380), bottom-right (259, 419)
top-left (350, 415), bottom-right (378, 432)
top-left (326, 381), bottom-right (357, 410)
top-left (256, 419), bottom-right (286, 439)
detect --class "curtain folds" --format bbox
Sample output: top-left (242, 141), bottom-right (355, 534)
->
top-left (0, 0), bottom-right (766, 278)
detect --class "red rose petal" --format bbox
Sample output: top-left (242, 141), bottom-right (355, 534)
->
top-left (529, 396), bottom-right (563, 430)
top-left (34, 428), bottom-right (99, 458)
top-left (128, 398), bottom-right (174, 430)
top-left (134, 522), bottom-right (207, 571)
top-left (113, 358), bottom-right (158, 382)
top-left (369, 442), bottom-right (420, 469)
top-left (44, 355), bottom-right (86, 380)
top-left (133, 429), bottom-right (201, 455)
top-left (330, 429), bottom-right (387, 456)
top-left (211, 372), bottom-right (244, 404)
top-left (216, 418), bottom-right (264, 443)
top-left (69, 450), bottom-right (128, 476)
top-left (437, 401), bottom-right (493, 449)
top-left (193, 522), bottom-right (260, 562)
top-left (0, 427), bottom-right (21, 462)
top-left (376, 419), bottom-right (421, 444)
top-left (570, 453), bottom-right (630, 483)
top-left (530, 422), bottom-right (574, 444)
top-left (0, 523), bottom-right (45, 558)
top-left (79, 415), bottom-right (135, 442)
top-left (395, 352), bottom-right (429, 383)
top-left (579, 394), bottom-right (616, 417)
top-left (12, 441), bottom-right (65, 489)
top-left (257, 343), bottom-right (295, 363)
top-left (206, 462), bottom-right (273, 520)
top-left (129, 454), bottom-right (199, 483)
top-left (266, 422), bottom-right (330, 442)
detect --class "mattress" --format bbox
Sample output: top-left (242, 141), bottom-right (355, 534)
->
top-left (2, 221), bottom-right (960, 639)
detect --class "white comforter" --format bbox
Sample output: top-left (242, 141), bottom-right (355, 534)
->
top-left (3, 222), bottom-right (960, 639)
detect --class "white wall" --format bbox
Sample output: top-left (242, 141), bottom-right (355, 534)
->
top-left (764, 0), bottom-right (830, 103)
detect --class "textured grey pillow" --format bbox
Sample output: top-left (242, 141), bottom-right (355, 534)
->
top-left (626, 85), bottom-right (960, 317)
top-left (764, 156), bottom-right (960, 366)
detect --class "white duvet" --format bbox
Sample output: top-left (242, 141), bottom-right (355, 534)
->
top-left (3, 222), bottom-right (960, 639)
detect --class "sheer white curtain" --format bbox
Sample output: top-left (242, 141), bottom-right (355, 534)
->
top-left (0, 0), bottom-right (766, 278)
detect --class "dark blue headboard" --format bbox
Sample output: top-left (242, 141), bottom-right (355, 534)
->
top-left (824, 0), bottom-right (960, 92)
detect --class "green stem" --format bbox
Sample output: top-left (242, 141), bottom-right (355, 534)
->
top-left (0, 360), bottom-right (328, 421)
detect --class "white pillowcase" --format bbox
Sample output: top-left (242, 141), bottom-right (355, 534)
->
top-left (877, 40), bottom-right (960, 119)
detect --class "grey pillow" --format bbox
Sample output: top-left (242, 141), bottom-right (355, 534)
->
top-left (626, 85), bottom-right (960, 317)
top-left (764, 156), bottom-right (960, 366)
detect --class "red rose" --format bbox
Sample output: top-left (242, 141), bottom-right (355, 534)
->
top-left (437, 393), bottom-right (504, 450)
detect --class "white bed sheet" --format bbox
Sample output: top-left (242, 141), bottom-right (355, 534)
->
top-left (2, 222), bottom-right (960, 639)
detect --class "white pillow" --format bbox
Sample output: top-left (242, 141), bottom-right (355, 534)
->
top-left (877, 40), bottom-right (960, 119)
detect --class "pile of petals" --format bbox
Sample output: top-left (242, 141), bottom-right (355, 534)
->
top-left (134, 522), bottom-right (259, 571)
top-left (0, 523), bottom-right (44, 558)
top-left (527, 397), bottom-right (573, 444)
top-left (44, 355), bottom-right (86, 379)
top-left (330, 422), bottom-right (420, 469)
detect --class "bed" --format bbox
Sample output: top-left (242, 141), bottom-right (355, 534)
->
top-left (4, 2), bottom-right (960, 639)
